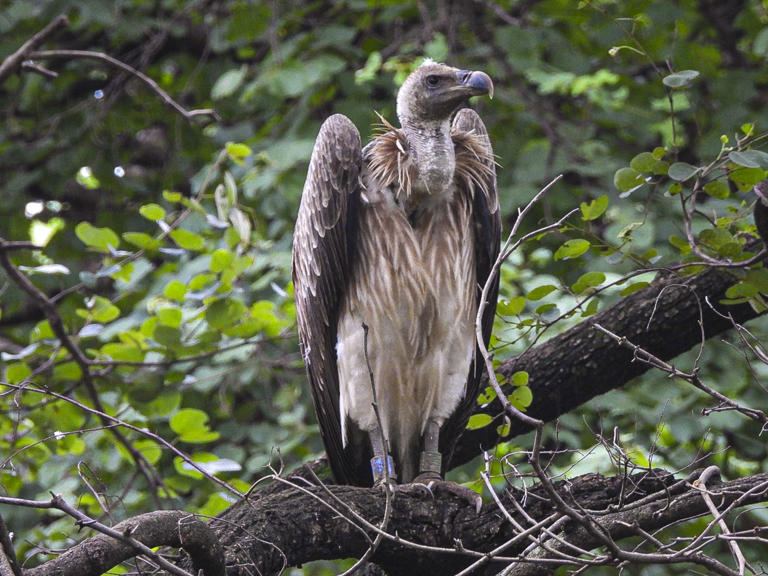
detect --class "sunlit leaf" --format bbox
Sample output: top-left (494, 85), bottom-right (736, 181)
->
top-left (466, 413), bottom-right (493, 430)
top-left (75, 222), bottom-right (120, 253)
top-left (554, 239), bottom-right (590, 261)
top-left (662, 69), bottom-right (700, 88)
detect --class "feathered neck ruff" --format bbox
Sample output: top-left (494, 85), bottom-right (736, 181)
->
top-left (364, 113), bottom-right (495, 206)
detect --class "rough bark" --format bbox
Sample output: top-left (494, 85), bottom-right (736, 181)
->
top-left (25, 510), bottom-right (224, 576)
top-left (451, 256), bottom-right (763, 467)
top-left (188, 468), bottom-right (767, 576)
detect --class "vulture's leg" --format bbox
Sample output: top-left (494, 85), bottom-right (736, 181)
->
top-left (418, 418), bottom-right (442, 480)
top-left (369, 426), bottom-right (396, 487)
top-left (413, 418), bottom-right (483, 513)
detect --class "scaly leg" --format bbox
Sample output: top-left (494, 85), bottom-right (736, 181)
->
top-left (417, 418), bottom-right (442, 480)
top-left (412, 418), bottom-right (483, 513)
top-left (369, 426), bottom-right (396, 487)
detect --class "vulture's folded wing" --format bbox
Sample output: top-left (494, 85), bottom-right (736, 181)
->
top-left (442, 107), bottom-right (501, 467)
top-left (292, 114), bottom-right (367, 484)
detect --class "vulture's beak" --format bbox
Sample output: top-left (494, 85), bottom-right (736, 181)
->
top-left (457, 70), bottom-right (494, 99)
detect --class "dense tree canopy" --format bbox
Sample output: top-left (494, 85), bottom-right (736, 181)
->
top-left (1, 1), bottom-right (767, 575)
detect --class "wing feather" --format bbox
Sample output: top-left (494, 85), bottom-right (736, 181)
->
top-left (292, 114), bottom-right (368, 484)
top-left (441, 108), bottom-right (501, 467)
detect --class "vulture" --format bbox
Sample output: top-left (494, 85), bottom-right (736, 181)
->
top-left (292, 60), bottom-right (500, 492)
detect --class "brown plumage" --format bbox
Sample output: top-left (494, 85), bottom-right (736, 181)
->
top-left (292, 60), bottom-right (500, 486)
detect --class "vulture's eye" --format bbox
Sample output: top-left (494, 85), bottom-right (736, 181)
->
top-left (425, 75), bottom-right (440, 88)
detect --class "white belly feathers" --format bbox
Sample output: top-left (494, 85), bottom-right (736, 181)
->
top-left (336, 185), bottom-right (476, 481)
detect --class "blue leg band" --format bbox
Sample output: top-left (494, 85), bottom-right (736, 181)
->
top-left (370, 455), bottom-right (396, 483)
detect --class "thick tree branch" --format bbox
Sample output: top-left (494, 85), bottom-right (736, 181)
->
top-left (24, 510), bottom-right (224, 576)
top-left (201, 468), bottom-right (768, 576)
top-left (452, 254), bottom-right (764, 467)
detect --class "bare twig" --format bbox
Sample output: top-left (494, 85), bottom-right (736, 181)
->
top-left (0, 15), bottom-right (69, 83)
top-left (475, 174), bottom-right (566, 428)
top-left (692, 467), bottom-right (748, 576)
top-left (592, 322), bottom-right (768, 426)
top-left (26, 49), bottom-right (219, 124)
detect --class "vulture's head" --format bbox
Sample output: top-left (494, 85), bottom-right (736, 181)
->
top-left (396, 60), bottom-right (494, 125)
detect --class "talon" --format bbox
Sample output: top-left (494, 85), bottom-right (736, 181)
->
top-left (409, 477), bottom-right (483, 513)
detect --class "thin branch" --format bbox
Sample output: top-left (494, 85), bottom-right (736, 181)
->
top-left (475, 174), bottom-right (565, 429)
top-left (0, 15), bottom-right (69, 83)
top-left (692, 467), bottom-right (748, 575)
top-left (0, 382), bottom-right (242, 498)
top-left (26, 50), bottom-right (219, 124)
top-left (0, 513), bottom-right (22, 576)
top-left (0, 241), bottom-right (165, 494)
top-left (592, 322), bottom-right (767, 426)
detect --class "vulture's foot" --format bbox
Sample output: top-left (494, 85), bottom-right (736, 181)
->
top-left (410, 473), bottom-right (483, 513)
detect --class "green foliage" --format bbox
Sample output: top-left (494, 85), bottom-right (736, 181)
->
top-left (2, 1), bottom-right (768, 572)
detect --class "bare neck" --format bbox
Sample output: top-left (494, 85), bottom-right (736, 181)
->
top-left (400, 117), bottom-right (455, 197)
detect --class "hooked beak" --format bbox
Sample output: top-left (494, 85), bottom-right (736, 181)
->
top-left (457, 69), bottom-right (494, 99)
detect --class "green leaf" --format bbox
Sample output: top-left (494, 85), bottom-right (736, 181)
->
top-left (580, 195), bottom-right (609, 221)
top-left (614, 167), bottom-right (644, 192)
top-left (75, 222), bottom-right (120, 253)
top-left (170, 409), bottom-right (220, 443)
top-left (29, 217), bottom-right (64, 247)
top-left (466, 413), bottom-right (493, 430)
top-left (212, 66), bottom-right (247, 100)
top-left (206, 298), bottom-right (247, 330)
top-left (164, 280), bottom-right (188, 301)
top-left (76, 166), bottom-right (101, 189)
top-left (581, 298), bottom-right (600, 317)
top-left (572, 271), bottom-right (606, 294)
top-left (725, 282), bottom-right (757, 299)
top-left (508, 386), bottom-right (533, 410)
top-left (225, 142), bottom-right (252, 162)
top-left (554, 239), bottom-right (590, 261)
top-left (139, 203), bottom-right (165, 221)
top-left (728, 150), bottom-right (768, 170)
top-left (527, 284), bottom-right (557, 301)
top-left (512, 371), bottom-right (529, 387)
top-left (669, 235), bottom-right (691, 255)
top-left (662, 69), bottom-right (700, 88)
top-left (497, 296), bottom-right (525, 315)
top-left (170, 229), bottom-right (205, 251)
top-left (668, 162), bottom-right (700, 181)
top-left (703, 180), bottom-right (730, 199)
top-left (476, 386), bottom-right (497, 404)
top-left (729, 167), bottom-right (767, 192)
top-left (163, 190), bottom-right (183, 202)
top-left (210, 249), bottom-right (233, 273)
top-left (630, 151), bottom-right (669, 175)
top-left (100, 342), bottom-right (144, 363)
top-left (157, 307), bottom-right (182, 328)
top-left (154, 325), bottom-right (181, 347)
top-left (5, 362), bottom-right (31, 384)
top-left (620, 281), bottom-right (649, 296)
top-left (123, 232), bottom-right (161, 250)
top-left (745, 268), bottom-right (768, 293)
top-left (85, 296), bottom-right (120, 323)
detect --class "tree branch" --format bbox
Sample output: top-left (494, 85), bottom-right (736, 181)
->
top-left (25, 50), bottom-right (219, 124)
top-left (0, 15), bottom-right (68, 84)
top-left (22, 509), bottom-right (224, 576)
top-left (452, 252), bottom-right (765, 467)
top-left (198, 467), bottom-right (768, 576)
